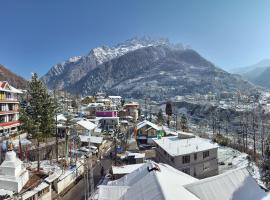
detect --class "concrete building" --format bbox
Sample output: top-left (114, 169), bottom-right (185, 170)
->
top-left (96, 117), bottom-right (119, 131)
top-left (95, 161), bottom-right (270, 200)
top-left (0, 81), bottom-right (22, 137)
top-left (153, 134), bottom-right (218, 179)
top-left (123, 102), bottom-right (139, 122)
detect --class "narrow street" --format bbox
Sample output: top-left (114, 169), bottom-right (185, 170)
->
top-left (62, 158), bottom-right (112, 200)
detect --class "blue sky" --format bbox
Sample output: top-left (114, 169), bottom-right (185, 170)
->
top-left (1, 0), bottom-right (270, 79)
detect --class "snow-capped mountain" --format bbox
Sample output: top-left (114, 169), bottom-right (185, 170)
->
top-left (68, 45), bottom-right (258, 99)
top-left (43, 37), bottom-right (258, 99)
top-left (42, 37), bottom-right (180, 90)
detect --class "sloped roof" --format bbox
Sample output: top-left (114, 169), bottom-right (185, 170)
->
top-left (100, 161), bottom-right (198, 200)
top-left (98, 162), bottom-right (270, 200)
top-left (79, 135), bottom-right (103, 144)
top-left (98, 186), bottom-right (129, 200)
top-left (0, 81), bottom-right (22, 93)
top-left (57, 114), bottom-right (67, 121)
top-left (184, 167), bottom-right (270, 200)
top-left (136, 120), bottom-right (161, 131)
top-left (112, 164), bottom-right (144, 175)
top-left (153, 136), bottom-right (218, 157)
top-left (77, 119), bottom-right (97, 131)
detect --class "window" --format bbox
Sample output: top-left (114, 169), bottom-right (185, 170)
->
top-left (182, 155), bottom-right (190, 164)
top-left (171, 157), bottom-right (174, 163)
top-left (182, 168), bottom-right (190, 175)
top-left (194, 153), bottom-right (197, 160)
top-left (203, 151), bottom-right (209, 159)
top-left (203, 162), bottom-right (210, 171)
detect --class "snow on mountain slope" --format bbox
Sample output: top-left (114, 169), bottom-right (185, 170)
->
top-left (42, 37), bottom-right (179, 90)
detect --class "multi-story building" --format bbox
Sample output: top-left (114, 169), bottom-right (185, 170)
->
top-left (0, 81), bottom-right (22, 136)
top-left (123, 102), bottom-right (139, 121)
top-left (153, 133), bottom-right (218, 179)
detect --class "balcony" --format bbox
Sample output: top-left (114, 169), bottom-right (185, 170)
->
top-left (0, 121), bottom-right (20, 128)
top-left (0, 110), bottom-right (19, 115)
top-left (0, 99), bottom-right (19, 103)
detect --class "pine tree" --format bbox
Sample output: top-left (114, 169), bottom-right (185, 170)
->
top-left (165, 101), bottom-right (173, 127)
top-left (157, 109), bottom-right (164, 125)
top-left (20, 73), bottom-right (56, 171)
top-left (180, 114), bottom-right (188, 131)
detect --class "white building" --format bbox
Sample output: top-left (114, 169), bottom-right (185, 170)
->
top-left (0, 149), bottom-right (29, 193)
top-left (96, 161), bottom-right (270, 200)
top-left (153, 134), bottom-right (218, 178)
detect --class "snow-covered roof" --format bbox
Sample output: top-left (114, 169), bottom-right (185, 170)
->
top-left (100, 161), bottom-right (198, 200)
top-left (0, 189), bottom-right (13, 197)
top-left (22, 182), bottom-right (49, 200)
top-left (153, 136), bottom-right (218, 157)
top-left (98, 186), bottom-right (129, 200)
top-left (184, 167), bottom-right (270, 200)
top-left (44, 168), bottom-right (62, 183)
top-left (136, 120), bottom-right (161, 131)
top-left (0, 81), bottom-right (23, 94)
top-left (57, 114), bottom-right (67, 121)
top-left (112, 164), bottom-right (144, 175)
top-left (98, 162), bottom-right (270, 200)
top-left (10, 85), bottom-right (23, 94)
top-left (79, 135), bottom-right (103, 144)
top-left (77, 119), bottom-right (97, 131)
top-left (108, 96), bottom-right (122, 99)
top-left (120, 151), bottom-right (145, 159)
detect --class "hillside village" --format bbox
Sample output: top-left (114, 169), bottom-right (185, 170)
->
top-left (0, 76), bottom-right (270, 200)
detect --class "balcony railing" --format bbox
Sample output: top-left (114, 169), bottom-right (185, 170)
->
top-left (0, 110), bottom-right (19, 115)
top-left (0, 121), bottom-right (20, 127)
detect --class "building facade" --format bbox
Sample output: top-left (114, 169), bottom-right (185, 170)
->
top-left (154, 135), bottom-right (218, 179)
top-left (0, 81), bottom-right (22, 137)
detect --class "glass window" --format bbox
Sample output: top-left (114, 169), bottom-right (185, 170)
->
top-left (182, 155), bottom-right (190, 164)
top-left (194, 153), bottom-right (197, 160)
top-left (203, 151), bottom-right (210, 159)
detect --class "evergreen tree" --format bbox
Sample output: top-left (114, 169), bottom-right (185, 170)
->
top-left (180, 114), bottom-right (188, 131)
top-left (157, 109), bottom-right (164, 124)
top-left (165, 101), bottom-right (173, 127)
top-left (20, 73), bottom-right (56, 171)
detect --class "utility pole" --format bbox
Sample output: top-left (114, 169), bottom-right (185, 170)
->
top-left (54, 90), bottom-right (59, 162)
top-left (175, 113), bottom-right (178, 131)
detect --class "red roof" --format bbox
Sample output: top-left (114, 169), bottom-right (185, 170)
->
top-left (0, 81), bottom-right (7, 88)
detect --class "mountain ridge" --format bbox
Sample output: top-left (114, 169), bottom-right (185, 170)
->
top-left (0, 64), bottom-right (28, 89)
top-left (42, 37), bottom-right (259, 99)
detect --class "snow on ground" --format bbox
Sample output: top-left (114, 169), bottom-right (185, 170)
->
top-left (218, 146), bottom-right (263, 186)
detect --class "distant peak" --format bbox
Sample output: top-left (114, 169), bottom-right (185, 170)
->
top-left (117, 36), bottom-right (170, 48)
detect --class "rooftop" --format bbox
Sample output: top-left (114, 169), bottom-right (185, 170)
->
top-left (77, 119), bottom-right (97, 131)
top-left (153, 136), bottom-right (218, 157)
top-left (112, 164), bottom-right (144, 175)
top-left (136, 120), bottom-right (161, 131)
top-left (97, 161), bottom-right (270, 200)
